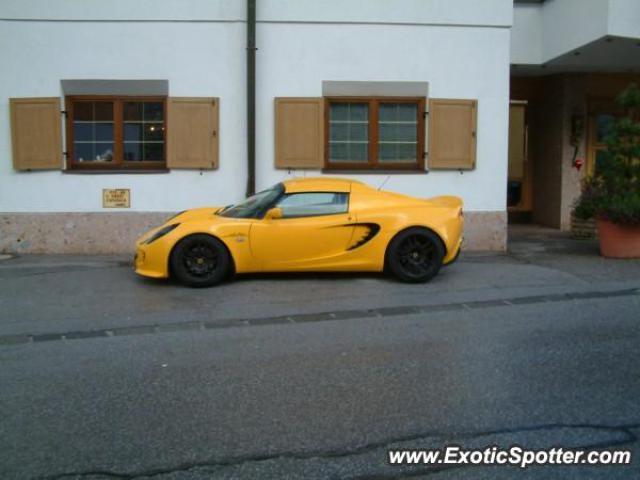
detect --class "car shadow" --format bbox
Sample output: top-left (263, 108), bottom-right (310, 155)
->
top-left (131, 269), bottom-right (402, 287)
top-left (231, 271), bottom-right (394, 283)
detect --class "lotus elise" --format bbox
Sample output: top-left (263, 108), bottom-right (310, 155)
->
top-left (135, 177), bottom-right (463, 287)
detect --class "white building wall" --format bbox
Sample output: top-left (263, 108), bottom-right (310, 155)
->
top-left (511, 3), bottom-right (543, 65)
top-left (511, 0), bottom-right (640, 66)
top-left (0, 0), bottom-right (512, 251)
top-left (541, 0), bottom-right (609, 61)
top-left (0, 20), bottom-right (247, 212)
top-left (256, 23), bottom-right (510, 212)
top-left (0, 0), bottom-right (245, 21)
top-left (0, 0), bottom-right (250, 215)
top-left (0, 0), bottom-right (512, 25)
top-left (608, 0), bottom-right (640, 38)
top-left (258, 0), bottom-right (512, 25)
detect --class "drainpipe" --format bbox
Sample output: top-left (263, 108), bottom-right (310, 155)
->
top-left (246, 0), bottom-right (257, 197)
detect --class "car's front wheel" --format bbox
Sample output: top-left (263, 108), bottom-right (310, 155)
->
top-left (386, 228), bottom-right (444, 283)
top-left (170, 234), bottom-right (231, 287)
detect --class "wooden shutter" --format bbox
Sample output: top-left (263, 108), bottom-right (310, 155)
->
top-left (10, 98), bottom-right (62, 170)
top-left (275, 98), bottom-right (324, 169)
top-left (167, 97), bottom-right (219, 169)
top-left (428, 98), bottom-right (477, 170)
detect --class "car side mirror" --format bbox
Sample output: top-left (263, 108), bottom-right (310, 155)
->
top-left (264, 207), bottom-right (283, 220)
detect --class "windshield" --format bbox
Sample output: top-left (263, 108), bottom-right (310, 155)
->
top-left (218, 184), bottom-right (284, 219)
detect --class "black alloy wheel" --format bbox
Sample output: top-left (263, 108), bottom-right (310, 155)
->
top-left (170, 234), bottom-right (231, 287)
top-left (387, 228), bottom-right (444, 283)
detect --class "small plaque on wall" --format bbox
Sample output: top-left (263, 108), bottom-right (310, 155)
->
top-left (103, 189), bottom-right (130, 208)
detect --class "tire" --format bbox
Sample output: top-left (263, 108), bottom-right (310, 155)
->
top-left (170, 234), bottom-right (231, 287)
top-left (386, 228), bottom-right (445, 283)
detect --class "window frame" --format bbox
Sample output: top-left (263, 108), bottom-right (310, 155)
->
top-left (65, 95), bottom-right (167, 171)
top-left (274, 191), bottom-right (350, 219)
top-left (586, 98), bottom-right (624, 176)
top-left (324, 96), bottom-right (425, 171)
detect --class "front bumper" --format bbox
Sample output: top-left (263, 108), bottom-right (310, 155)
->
top-left (134, 242), bottom-right (170, 279)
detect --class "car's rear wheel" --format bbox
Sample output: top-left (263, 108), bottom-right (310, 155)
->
top-left (386, 228), bottom-right (444, 283)
top-left (170, 234), bottom-right (231, 287)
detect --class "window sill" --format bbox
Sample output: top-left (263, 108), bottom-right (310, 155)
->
top-left (63, 169), bottom-right (170, 175)
top-left (321, 169), bottom-right (428, 175)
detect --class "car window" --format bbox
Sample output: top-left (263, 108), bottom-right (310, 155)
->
top-left (218, 184), bottom-right (284, 219)
top-left (275, 192), bottom-right (349, 218)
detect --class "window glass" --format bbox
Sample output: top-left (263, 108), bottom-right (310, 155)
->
top-left (329, 103), bottom-right (369, 163)
top-left (325, 98), bottom-right (423, 170)
top-left (72, 101), bottom-right (114, 162)
top-left (69, 97), bottom-right (166, 169)
top-left (218, 185), bottom-right (284, 219)
top-left (596, 114), bottom-right (615, 144)
top-left (595, 148), bottom-right (613, 174)
top-left (276, 192), bottom-right (349, 217)
top-left (378, 103), bottom-right (418, 163)
top-left (123, 101), bottom-right (165, 162)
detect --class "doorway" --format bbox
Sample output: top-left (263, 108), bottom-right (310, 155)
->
top-left (507, 101), bottom-right (532, 223)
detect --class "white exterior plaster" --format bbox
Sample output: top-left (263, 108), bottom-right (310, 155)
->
top-left (0, 0), bottom-right (510, 215)
top-left (511, 0), bottom-right (640, 66)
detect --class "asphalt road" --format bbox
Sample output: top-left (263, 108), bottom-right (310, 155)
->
top-left (1, 228), bottom-right (639, 479)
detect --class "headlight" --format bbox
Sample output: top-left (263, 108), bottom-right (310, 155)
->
top-left (144, 223), bottom-right (180, 245)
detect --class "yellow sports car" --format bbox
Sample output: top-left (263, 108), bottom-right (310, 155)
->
top-left (135, 177), bottom-right (463, 287)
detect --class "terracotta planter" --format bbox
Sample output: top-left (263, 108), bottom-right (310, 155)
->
top-left (571, 214), bottom-right (596, 239)
top-left (596, 218), bottom-right (640, 258)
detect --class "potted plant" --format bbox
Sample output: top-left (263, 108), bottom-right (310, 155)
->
top-left (573, 83), bottom-right (640, 258)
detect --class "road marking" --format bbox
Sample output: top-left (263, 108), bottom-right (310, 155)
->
top-left (0, 287), bottom-right (638, 347)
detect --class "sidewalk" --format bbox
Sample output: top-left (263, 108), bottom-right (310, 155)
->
top-left (1, 225), bottom-right (638, 338)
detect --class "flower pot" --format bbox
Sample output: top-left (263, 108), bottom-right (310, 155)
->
top-left (571, 214), bottom-right (596, 239)
top-left (596, 218), bottom-right (640, 258)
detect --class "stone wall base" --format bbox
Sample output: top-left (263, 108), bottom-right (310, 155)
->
top-left (1, 210), bottom-right (507, 254)
top-left (461, 211), bottom-right (507, 251)
top-left (1, 212), bottom-right (171, 255)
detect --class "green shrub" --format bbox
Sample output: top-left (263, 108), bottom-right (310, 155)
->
top-left (601, 192), bottom-right (640, 225)
top-left (573, 83), bottom-right (640, 226)
top-left (573, 176), bottom-right (601, 220)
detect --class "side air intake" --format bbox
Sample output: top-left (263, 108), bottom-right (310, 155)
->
top-left (347, 223), bottom-right (381, 250)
